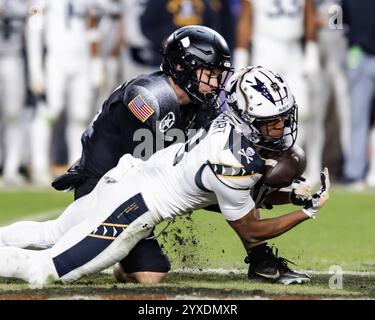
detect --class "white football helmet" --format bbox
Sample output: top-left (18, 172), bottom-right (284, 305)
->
top-left (225, 66), bottom-right (298, 151)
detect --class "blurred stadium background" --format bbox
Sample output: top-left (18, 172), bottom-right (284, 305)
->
top-left (0, 0), bottom-right (374, 300)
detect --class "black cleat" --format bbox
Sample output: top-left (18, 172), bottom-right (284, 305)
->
top-left (245, 245), bottom-right (311, 285)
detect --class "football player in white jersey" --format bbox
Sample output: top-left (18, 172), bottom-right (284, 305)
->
top-left (27, 0), bottom-right (103, 171)
top-left (310, 0), bottom-right (349, 185)
top-left (0, 67), bottom-right (330, 287)
top-left (96, 0), bottom-right (122, 104)
top-left (234, 0), bottom-right (321, 185)
top-left (0, 0), bottom-right (29, 185)
top-left (121, 0), bottom-right (159, 81)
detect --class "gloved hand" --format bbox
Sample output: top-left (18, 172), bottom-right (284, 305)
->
top-left (91, 57), bottom-right (105, 88)
top-left (302, 167), bottom-right (330, 219)
top-left (290, 177), bottom-right (312, 206)
top-left (303, 41), bottom-right (320, 78)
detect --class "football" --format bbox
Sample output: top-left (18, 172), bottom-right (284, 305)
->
top-left (260, 145), bottom-right (306, 188)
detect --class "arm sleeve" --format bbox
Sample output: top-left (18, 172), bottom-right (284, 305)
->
top-left (200, 164), bottom-right (255, 221)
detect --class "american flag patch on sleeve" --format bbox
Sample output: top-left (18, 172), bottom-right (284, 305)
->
top-left (127, 95), bottom-right (155, 122)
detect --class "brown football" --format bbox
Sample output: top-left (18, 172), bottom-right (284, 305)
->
top-left (260, 145), bottom-right (306, 188)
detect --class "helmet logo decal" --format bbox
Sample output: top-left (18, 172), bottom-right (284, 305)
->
top-left (250, 77), bottom-right (276, 104)
top-left (159, 112), bottom-right (176, 133)
top-left (181, 36), bottom-right (190, 48)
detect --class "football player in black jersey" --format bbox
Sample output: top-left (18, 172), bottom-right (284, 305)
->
top-left (51, 25), bottom-right (232, 284)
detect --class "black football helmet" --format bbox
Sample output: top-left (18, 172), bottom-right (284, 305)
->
top-left (161, 25), bottom-right (232, 104)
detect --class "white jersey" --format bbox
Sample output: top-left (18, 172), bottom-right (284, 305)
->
top-left (41, 0), bottom-right (94, 56)
top-left (249, 0), bottom-right (305, 42)
top-left (122, 0), bottom-right (151, 48)
top-left (105, 113), bottom-right (265, 222)
top-left (97, 0), bottom-right (122, 57)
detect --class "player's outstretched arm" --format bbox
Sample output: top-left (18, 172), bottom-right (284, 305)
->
top-left (228, 168), bottom-right (330, 246)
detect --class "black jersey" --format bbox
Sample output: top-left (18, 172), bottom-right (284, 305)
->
top-left (79, 71), bottom-right (218, 178)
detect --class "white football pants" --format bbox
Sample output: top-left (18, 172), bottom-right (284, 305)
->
top-left (0, 54), bottom-right (25, 180)
top-left (0, 162), bottom-right (162, 287)
top-left (45, 53), bottom-right (92, 165)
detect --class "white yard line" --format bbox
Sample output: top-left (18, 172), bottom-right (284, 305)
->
top-left (100, 267), bottom-right (375, 276)
top-left (170, 268), bottom-right (375, 276)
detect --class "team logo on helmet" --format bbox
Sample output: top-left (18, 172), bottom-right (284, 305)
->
top-left (250, 77), bottom-right (276, 104)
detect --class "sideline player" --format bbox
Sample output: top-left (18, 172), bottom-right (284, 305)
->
top-left (0, 0), bottom-right (29, 185)
top-left (234, 0), bottom-right (321, 185)
top-left (27, 0), bottom-right (103, 170)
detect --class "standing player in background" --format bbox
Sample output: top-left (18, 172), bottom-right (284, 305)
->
top-left (96, 0), bottom-right (123, 105)
top-left (27, 0), bottom-right (104, 175)
top-left (121, 0), bottom-right (158, 81)
top-left (313, 0), bottom-right (350, 181)
top-left (342, 0), bottom-right (375, 188)
top-left (0, 0), bottom-right (29, 186)
top-left (234, 0), bottom-right (321, 186)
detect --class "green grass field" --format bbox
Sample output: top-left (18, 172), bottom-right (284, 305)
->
top-left (0, 187), bottom-right (374, 300)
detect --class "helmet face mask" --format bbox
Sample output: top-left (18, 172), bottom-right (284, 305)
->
top-left (250, 106), bottom-right (298, 151)
top-left (162, 25), bottom-right (232, 104)
top-left (225, 66), bottom-right (298, 151)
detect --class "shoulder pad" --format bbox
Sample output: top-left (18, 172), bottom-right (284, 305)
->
top-left (123, 80), bottom-right (159, 124)
top-left (225, 128), bottom-right (265, 175)
top-left (123, 73), bottom-right (180, 131)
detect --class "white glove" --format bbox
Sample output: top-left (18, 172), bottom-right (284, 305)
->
top-left (91, 57), bottom-right (105, 88)
top-left (303, 41), bottom-right (320, 78)
top-left (303, 167), bottom-right (330, 219)
top-left (233, 47), bottom-right (250, 70)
